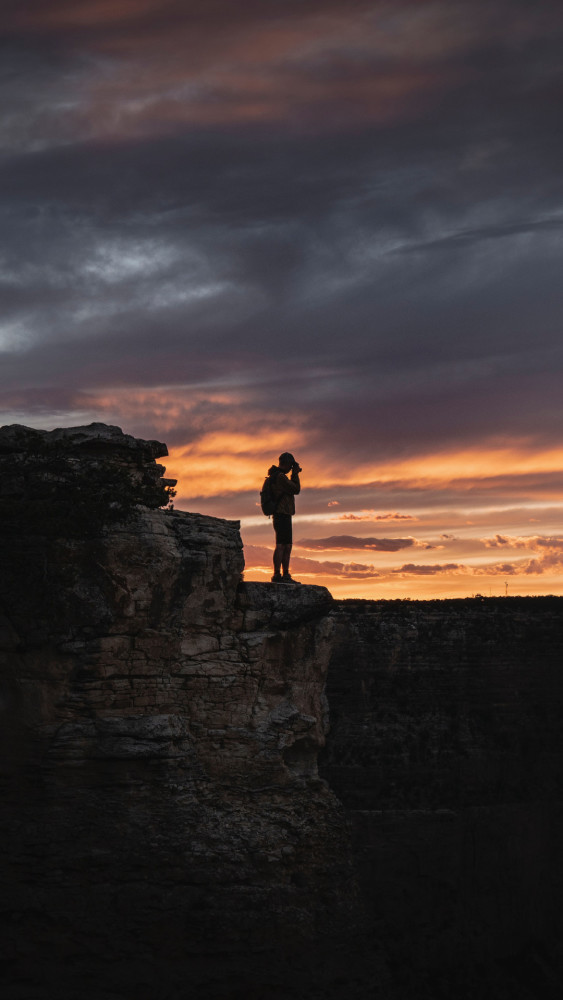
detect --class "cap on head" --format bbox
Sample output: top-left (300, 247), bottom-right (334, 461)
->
top-left (279, 452), bottom-right (295, 468)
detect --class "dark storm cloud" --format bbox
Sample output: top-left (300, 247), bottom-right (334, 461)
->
top-left (2, 0), bottom-right (563, 470)
top-left (394, 563), bottom-right (462, 575)
top-left (298, 536), bottom-right (415, 552)
top-left (394, 217), bottom-right (563, 255)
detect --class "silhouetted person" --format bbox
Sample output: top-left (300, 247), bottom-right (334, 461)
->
top-left (268, 452), bottom-right (301, 583)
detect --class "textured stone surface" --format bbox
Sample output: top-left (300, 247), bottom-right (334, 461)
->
top-left (321, 597), bottom-right (563, 809)
top-left (0, 448), bottom-right (359, 998)
top-left (0, 422), bottom-right (176, 532)
top-left (2, 426), bottom-right (563, 999)
top-left (320, 597), bottom-right (563, 995)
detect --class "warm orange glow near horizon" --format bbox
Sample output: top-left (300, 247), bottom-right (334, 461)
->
top-left (163, 433), bottom-right (563, 602)
top-left (166, 439), bottom-right (563, 499)
top-left (240, 556), bottom-right (563, 601)
top-left (40, 385), bottom-right (563, 601)
top-left (166, 430), bottom-right (308, 497)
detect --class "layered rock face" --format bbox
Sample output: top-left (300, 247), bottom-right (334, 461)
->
top-left (2, 424), bottom-right (563, 999)
top-left (321, 598), bottom-right (563, 995)
top-left (0, 422), bottom-right (176, 534)
top-left (0, 425), bottom-right (358, 1000)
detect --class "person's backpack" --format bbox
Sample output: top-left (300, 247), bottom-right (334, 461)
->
top-left (260, 473), bottom-right (279, 516)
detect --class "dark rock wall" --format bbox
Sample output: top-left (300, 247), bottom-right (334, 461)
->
top-left (0, 425), bottom-right (360, 999)
top-left (0, 422), bottom-right (176, 532)
top-left (0, 505), bottom-right (359, 999)
top-left (2, 425), bottom-right (563, 999)
top-left (320, 597), bottom-right (563, 993)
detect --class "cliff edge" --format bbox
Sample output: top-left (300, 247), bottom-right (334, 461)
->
top-left (0, 424), bottom-right (361, 1000)
top-left (2, 424), bottom-right (563, 1000)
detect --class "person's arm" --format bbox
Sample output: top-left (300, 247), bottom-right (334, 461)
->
top-left (279, 470), bottom-right (300, 495)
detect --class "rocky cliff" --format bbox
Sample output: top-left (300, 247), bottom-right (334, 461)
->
top-left (1, 424), bottom-right (563, 1000)
top-left (0, 424), bottom-right (361, 1000)
top-left (321, 597), bottom-right (563, 997)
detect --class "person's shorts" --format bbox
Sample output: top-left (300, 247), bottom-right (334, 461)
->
top-left (273, 513), bottom-right (292, 545)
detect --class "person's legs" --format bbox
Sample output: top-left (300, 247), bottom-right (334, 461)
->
top-left (281, 543), bottom-right (292, 576)
top-left (273, 543), bottom-right (284, 575)
top-left (272, 515), bottom-right (295, 581)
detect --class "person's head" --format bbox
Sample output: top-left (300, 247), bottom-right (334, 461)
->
top-left (279, 452), bottom-right (295, 472)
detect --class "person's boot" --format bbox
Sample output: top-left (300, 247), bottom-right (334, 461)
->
top-left (282, 573), bottom-right (301, 584)
top-left (271, 572), bottom-right (283, 583)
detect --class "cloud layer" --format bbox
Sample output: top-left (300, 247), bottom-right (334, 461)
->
top-left (298, 536), bottom-right (416, 552)
top-left (2, 0), bottom-right (563, 597)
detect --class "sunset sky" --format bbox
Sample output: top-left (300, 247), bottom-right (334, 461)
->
top-left (2, 0), bottom-right (563, 598)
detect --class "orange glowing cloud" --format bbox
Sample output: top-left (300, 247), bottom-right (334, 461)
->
top-left (471, 535), bottom-right (563, 577)
top-left (335, 510), bottom-right (417, 522)
top-left (315, 444), bottom-right (563, 489)
top-left (175, 434), bottom-right (563, 499)
top-left (172, 438), bottom-right (563, 503)
top-left (167, 426), bottom-right (308, 499)
top-left (481, 534), bottom-right (563, 552)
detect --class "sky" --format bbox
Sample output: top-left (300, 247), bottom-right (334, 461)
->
top-left (2, 0), bottom-right (563, 598)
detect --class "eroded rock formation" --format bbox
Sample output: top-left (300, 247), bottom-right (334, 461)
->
top-left (0, 424), bottom-right (360, 1000)
top-left (320, 598), bottom-right (563, 995)
top-left (2, 424), bottom-right (563, 1000)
